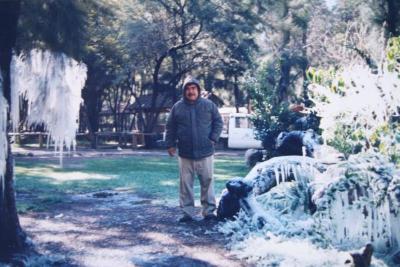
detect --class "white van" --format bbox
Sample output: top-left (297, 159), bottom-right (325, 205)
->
top-left (220, 112), bottom-right (263, 149)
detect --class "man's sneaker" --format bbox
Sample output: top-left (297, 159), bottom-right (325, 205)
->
top-left (203, 213), bottom-right (218, 221)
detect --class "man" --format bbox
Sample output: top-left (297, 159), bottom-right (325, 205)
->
top-left (165, 76), bottom-right (223, 222)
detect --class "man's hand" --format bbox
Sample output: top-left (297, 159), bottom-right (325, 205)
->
top-left (167, 147), bottom-right (176, 157)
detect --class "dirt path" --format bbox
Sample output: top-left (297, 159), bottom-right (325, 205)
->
top-left (19, 191), bottom-right (246, 267)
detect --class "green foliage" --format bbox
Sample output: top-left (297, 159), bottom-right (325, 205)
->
top-left (327, 123), bottom-right (364, 158)
top-left (370, 122), bottom-right (400, 165)
top-left (17, 0), bottom-right (89, 59)
top-left (306, 67), bottom-right (349, 97)
top-left (246, 61), bottom-right (303, 151)
top-left (387, 37), bottom-right (400, 73)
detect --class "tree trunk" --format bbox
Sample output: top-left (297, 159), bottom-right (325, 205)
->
top-left (0, 144), bottom-right (27, 260)
top-left (83, 93), bottom-right (101, 148)
top-left (277, 54), bottom-right (291, 103)
top-left (386, 0), bottom-right (399, 37)
top-left (82, 67), bottom-right (104, 148)
top-left (233, 75), bottom-right (241, 113)
top-left (0, 0), bottom-right (28, 261)
top-left (301, 27), bottom-right (311, 107)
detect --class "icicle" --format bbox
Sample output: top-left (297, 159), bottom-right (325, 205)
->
top-left (10, 49), bottom-right (87, 166)
top-left (274, 166), bottom-right (280, 186)
top-left (10, 52), bottom-right (23, 131)
top-left (284, 163), bottom-right (290, 182)
top-left (302, 146), bottom-right (306, 157)
top-left (0, 69), bottom-right (7, 194)
top-left (291, 165), bottom-right (299, 182)
top-left (280, 164), bottom-right (285, 184)
top-left (0, 95), bottom-right (7, 194)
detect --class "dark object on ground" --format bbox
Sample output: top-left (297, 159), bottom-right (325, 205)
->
top-left (155, 139), bottom-right (168, 149)
top-left (261, 129), bottom-right (281, 152)
top-left (275, 129), bottom-right (322, 157)
top-left (177, 214), bottom-right (194, 223)
top-left (393, 250), bottom-right (400, 264)
top-left (93, 191), bottom-right (118, 198)
top-left (294, 111), bottom-right (321, 131)
top-left (217, 179), bottom-right (252, 220)
top-left (244, 149), bottom-right (264, 168)
top-left (345, 244), bottom-right (373, 267)
top-left (203, 214), bottom-right (218, 221)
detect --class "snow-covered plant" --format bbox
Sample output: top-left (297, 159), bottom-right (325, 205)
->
top-left (218, 152), bottom-right (399, 265)
top-left (307, 37), bottom-right (400, 162)
top-left (313, 152), bottom-right (400, 252)
top-left (387, 37), bottom-right (400, 74)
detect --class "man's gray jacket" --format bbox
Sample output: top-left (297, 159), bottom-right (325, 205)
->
top-left (165, 97), bottom-right (223, 159)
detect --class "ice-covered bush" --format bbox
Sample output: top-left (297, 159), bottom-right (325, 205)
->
top-left (313, 153), bottom-right (400, 252)
top-left (218, 152), bottom-right (398, 266)
top-left (307, 37), bottom-right (400, 162)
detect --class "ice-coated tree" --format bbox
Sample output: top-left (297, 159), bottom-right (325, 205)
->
top-left (0, 0), bottom-right (88, 261)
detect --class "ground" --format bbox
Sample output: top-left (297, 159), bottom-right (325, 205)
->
top-left (13, 147), bottom-right (249, 267)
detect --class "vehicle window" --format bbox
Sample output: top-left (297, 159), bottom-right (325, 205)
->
top-left (235, 117), bottom-right (252, 128)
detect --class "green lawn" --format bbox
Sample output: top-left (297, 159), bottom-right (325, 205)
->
top-left (15, 155), bottom-right (248, 212)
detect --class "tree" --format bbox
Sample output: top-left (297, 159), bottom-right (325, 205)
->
top-left (81, 2), bottom-right (130, 147)
top-left (121, 0), bottom-right (261, 146)
top-left (0, 0), bottom-right (27, 260)
top-left (0, 0), bottom-right (89, 260)
top-left (191, 0), bottom-right (260, 111)
top-left (255, 0), bottom-right (316, 103)
top-left (122, 0), bottom-right (205, 146)
top-left (246, 0), bottom-right (322, 152)
top-left (369, 0), bottom-right (400, 38)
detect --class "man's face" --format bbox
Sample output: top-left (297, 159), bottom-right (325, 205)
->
top-left (185, 84), bottom-right (199, 102)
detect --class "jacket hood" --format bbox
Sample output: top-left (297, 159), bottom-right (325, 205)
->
top-left (182, 76), bottom-right (201, 94)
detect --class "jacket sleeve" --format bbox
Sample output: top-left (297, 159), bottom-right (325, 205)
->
top-left (210, 103), bottom-right (223, 142)
top-left (165, 105), bottom-right (177, 148)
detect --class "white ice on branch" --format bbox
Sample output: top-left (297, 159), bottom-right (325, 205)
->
top-left (308, 64), bottom-right (400, 146)
top-left (0, 71), bottom-right (8, 191)
top-left (10, 49), bottom-right (87, 165)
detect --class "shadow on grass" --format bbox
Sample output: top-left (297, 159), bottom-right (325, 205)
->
top-left (15, 155), bottom-right (248, 212)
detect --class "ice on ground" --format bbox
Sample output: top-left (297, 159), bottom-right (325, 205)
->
top-left (228, 234), bottom-right (386, 267)
top-left (10, 49), bottom-right (87, 165)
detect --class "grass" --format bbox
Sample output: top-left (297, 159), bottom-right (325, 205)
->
top-left (15, 155), bottom-right (249, 212)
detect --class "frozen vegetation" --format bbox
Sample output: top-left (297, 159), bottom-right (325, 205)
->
top-left (0, 72), bottom-right (7, 191)
top-left (10, 49), bottom-right (87, 165)
top-left (218, 63), bottom-right (400, 266)
top-left (308, 64), bottom-right (400, 155)
top-left (219, 153), bottom-right (398, 266)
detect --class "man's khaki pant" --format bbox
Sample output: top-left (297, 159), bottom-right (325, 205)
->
top-left (178, 155), bottom-right (216, 218)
